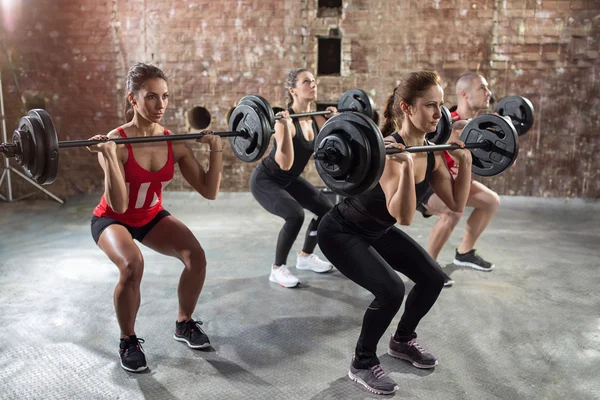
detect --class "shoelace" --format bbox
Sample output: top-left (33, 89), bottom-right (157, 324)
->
top-left (185, 319), bottom-right (204, 334)
top-left (407, 339), bottom-right (425, 353)
top-left (279, 266), bottom-right (292, 277)
top-left (124, 337), bottom-right (145, 354)
top-left (370, 364), bottom-right (386, 380)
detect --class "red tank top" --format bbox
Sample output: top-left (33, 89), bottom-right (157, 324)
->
top-left (443, 110), bottom-right (463, 176)
top-left (93, 127), bottom-right (175, 227)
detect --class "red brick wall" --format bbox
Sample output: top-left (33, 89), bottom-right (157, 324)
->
top-left (1, 0), bottom-right (598, 199)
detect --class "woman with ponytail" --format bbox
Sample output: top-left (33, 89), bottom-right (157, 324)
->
top-left (250, 68), bottom-right (338, 288)
top-left (317, 71), bottom-right (472, 395)
top-left (88, 62), bottom-right (222, 372)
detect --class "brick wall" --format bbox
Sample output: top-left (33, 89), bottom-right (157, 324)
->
top-left (1, 0), bottom-right (598, 199)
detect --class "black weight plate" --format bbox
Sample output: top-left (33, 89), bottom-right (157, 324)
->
top-left (15, 114), bottom-right (46, 181)
top-left (229, 102), bottom-right (270, 162)
top-left (228, 103), bottom-right (270, 162)
top-left (354, 111), bottom-right (386, 195)
top-left (338, 88), bottom-right (375, 120)
top-left (460, 114), bottom-right (519, 177)
top-left (494, 95), bottom-right (534, 136)
top-left (239, 95), bottom-right (275, 129)
top-left (236, 99), bottom-right (272, 156)
top-left (315, 133), bottom-right (353, 179)
top-left (315, 112), bottom-right (383, 196)
top-left (426, 105), bottom-right (452, 144)
top-left (29, 109), bottom-right (59, 185)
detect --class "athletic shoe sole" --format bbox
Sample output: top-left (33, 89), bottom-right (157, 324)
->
top-left (348, 371), bottom-right (398, 395)
top-left (118, 352), bottom-right (148, 372)
top-left (269, 275), bottom-right (299, 288)
top-left (173, 335), bottom-right (211, 349)
top-left (387, 349), bottom-right (438, 369)
top-left (295, 264), bottom-right (333, 273)
top-left (452, 259), bottom-right (495, 271)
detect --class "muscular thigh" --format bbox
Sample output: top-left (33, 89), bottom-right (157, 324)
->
top-left (97, 224), bottom-right (144, 267)
top-left (141, 216), bottom-right (203, 261)
top-left (467, 181), bottom-right (498, 208)
top-left (423, 192), bottom-right (452, 216)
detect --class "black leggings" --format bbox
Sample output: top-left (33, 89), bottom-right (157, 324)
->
top-left (317, 212), bottom-right (445, 368)
top-left (250, 167), bottom-right (334, 266)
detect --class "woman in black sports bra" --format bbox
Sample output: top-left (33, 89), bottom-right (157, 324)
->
top-left (317, 71), bottom-right (472, 395)
top-left (250, 69), bottom-right (338, 288)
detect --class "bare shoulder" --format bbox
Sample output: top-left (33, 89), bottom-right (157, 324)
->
top-left (106, 128), bottom-right (123, 139)
top-left (172, 139), bottom-right (193, 162)
top-left (432, 151), bottom-right (445, 171)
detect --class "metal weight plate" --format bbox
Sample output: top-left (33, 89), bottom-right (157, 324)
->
top-left (426, 105), bottom-right (452, 144)
top-left (337, 89), bottom-right (375, 120)
top-left (238, 95), bottom-right (275, 129)
top-left (494, 95), bottom-right (534, 136)
top-left (460, 114), bottom-right (519, 177)
top-left (15, 114), bottom-right (46, 181)
top-left (29, 109), bottom-right (59, 185)
top-left (228, 103), bottom-right (270, 162)
top-left (315, 112), bottom-right (384, 196)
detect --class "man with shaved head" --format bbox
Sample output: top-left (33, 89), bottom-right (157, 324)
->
top-left (416, 73), bottom-right (499, 287)
top-left (453, 73), bottom-right (493, 121)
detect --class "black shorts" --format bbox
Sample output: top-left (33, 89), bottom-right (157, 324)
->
top-left (416, 186), bottom-right (435, 218)
top-left (91, 209), bottom-right (171, 244)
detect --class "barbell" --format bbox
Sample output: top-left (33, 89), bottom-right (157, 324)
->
top-left (426, 95), bottom-right (535, 145)
top-left (0, 104), bottom-right (274, 185)
top-left (314, 112), bottom-right (519, 197)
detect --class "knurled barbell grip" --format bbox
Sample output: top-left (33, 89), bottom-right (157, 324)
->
top-left (57, 131), bottom-right (248, 149)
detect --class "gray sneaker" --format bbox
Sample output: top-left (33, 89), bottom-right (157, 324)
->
top-left (388, 336), bottom-right (438, 369)
top-left (348, 360), bottom-right (399, 395)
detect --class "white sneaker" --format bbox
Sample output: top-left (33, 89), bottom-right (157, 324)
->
top-left (269, 265), bottom-right (300, 288)
top-left (296, 253), bottom-right (333, 273)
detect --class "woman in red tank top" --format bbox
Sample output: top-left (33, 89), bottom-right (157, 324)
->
top-left (87, 63), bottom-right (223, 373)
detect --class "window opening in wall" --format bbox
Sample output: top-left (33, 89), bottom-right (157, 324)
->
top-left (318, 0), bottom-right (342, 17)
top-left (317, 37), bottom-right (341, 76)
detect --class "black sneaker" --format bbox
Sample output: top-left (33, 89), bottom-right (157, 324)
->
top-left (388, 336), bottom-right (438, 369)
top-left (442, 271), bottom-right (454, 287)
top-left (119, 335), bottom-right (147, 372)
top-left (453, 249), bottom-right (494, 271)
top-left (174, 319), bottom-right (211, 349)
top-left (348, 358), bottom-right (399, 395)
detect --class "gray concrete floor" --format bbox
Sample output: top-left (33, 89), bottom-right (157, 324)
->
top-left (0, 193), bottom-right (599, 400)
